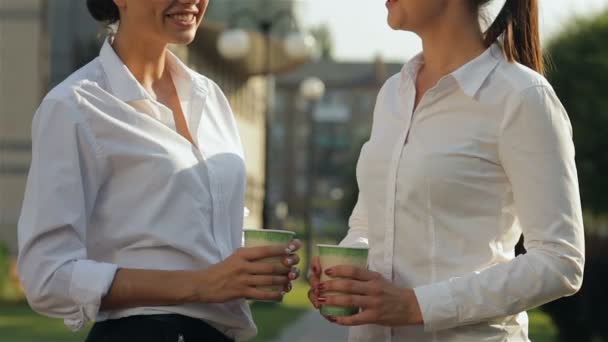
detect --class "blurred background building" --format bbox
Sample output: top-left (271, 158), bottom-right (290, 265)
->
top-left (270, 58), bottom-right (402, 242)
top-left (0, 0), bottom-right (49, 255)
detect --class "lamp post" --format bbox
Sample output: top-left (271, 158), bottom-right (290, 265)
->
top-left (217, 7), bottom-right (316, 229)
top-left (299, 77), bottom-right (325, 278)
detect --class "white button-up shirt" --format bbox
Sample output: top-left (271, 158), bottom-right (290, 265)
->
top-left (17, 39), bottom-right (256, 341)
top-left (341, 44), bottom-right (585, 342)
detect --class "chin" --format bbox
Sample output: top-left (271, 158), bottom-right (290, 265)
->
top-left (169, 32), bottom-right (197, 45)
top-left (387, 17), bottom-right (400, 30)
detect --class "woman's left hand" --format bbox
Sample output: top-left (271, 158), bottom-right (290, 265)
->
top-left (317, 266), bottom-right (424, 326)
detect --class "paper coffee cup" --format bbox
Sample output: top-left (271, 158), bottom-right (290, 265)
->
top-left (317, 244), bottom-right (369, 317)
top-left (244, 229), bottom-right (295, 295)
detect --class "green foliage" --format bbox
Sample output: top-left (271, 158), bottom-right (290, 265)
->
top-left (546, 8), bottom-right (608, 216)
top-left (309, 24), bottom-right (335, 60)
top-left (0, 241), bottom-right (9, 298)
top-left (0, 303), bottom-right (91, 342)
top-left (543, 9), bottom-right (608, 341)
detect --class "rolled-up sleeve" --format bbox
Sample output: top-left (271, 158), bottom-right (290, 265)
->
top-left (414, 85), bottom-right (585, 331)
top-left (17, 97), bottom-right (118, 330)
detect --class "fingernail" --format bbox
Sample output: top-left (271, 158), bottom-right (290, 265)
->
top-left (325, 269), bottom-right (334, 276)
top-left (318, 283), bottom-right (326, 291)
top-left (280, 291), bottom-right (286, 296)
top-left (285, 258), bottom-right (293, 266)
top-left (288, 244), bottom-right (296, 252)
top-left (318, 297), bottom-right (327, 303)
top-left (327, 316), bottom-right (337, 322)
top-left (289, 272), bottom-right (296, 280)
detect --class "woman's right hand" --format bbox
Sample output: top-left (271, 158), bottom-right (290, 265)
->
top-left (192, 245), bottom-right (296, 303)
top-left (308, 256), bottom-right (322, 309)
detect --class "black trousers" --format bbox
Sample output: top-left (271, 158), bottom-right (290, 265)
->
top-left (85, 314), bottom-right (234, 342)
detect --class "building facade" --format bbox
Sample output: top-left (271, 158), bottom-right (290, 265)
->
top-left (0, 0), bottom-right (48, 254)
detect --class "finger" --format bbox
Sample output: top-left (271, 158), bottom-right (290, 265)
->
top-left (309, 273), bottom-right (320, 292)
top-left (283, 254), bottom-right (300, 267)
top-left (245, 288), bottom-right (285, 302)
top-left (319, 279), bottom-right (369, 296)
top-left (239, 246), bottom-right (289, 261)
top-left (332, 310), bottom-right (376, 326)
top-left (286, 239), bottom-right (302, 254)
top-left (319, 294), bottom-right (369, 309)
top-left (308, 286), bottom-right (319, 309)
top-left (307, 288), bottom-right (320, 308)
top-left (322, 315), bottom-right (337, 323)
top-left (311, 256), bottom-right (322, 276)
top-left (308, 267), bottom-right (321, 282)
top-left (325, 265), bottom-right (380, 281)
top-left (288, 267), bottom-right (300, 280)
top-left (248, 261), bottom-right (291, 275)
top-left (247, 275), bottom-right (289, 286)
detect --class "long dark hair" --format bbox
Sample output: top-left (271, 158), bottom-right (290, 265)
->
top-left (475, 0), bottom-right (544, 75)
top-left (87, 0), bottom-right (120, 23)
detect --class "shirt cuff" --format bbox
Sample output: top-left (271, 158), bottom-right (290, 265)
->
top-left (414, 281), bottom-right (458, 332)
top-left (66, 260), bottom-right (118, 331)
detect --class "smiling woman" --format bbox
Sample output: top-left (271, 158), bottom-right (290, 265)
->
top-left (17, 1), bottom-right (302, 342)
top-left (87, 0), bottom-right (207, 45)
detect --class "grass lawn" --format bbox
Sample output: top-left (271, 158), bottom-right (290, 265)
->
top-left (1, 294), bottom-right (559, 342)
top-left (0, 302), bottom-right (91, 342)
top-left (0, 282), bottom-right (313, 342)
top-left (529, 309), bottom-right (560, 342)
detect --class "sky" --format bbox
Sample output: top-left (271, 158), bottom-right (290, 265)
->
top-left (296, 0), bottom-right (608, 62)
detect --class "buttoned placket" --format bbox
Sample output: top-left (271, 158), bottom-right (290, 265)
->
top-left (382, 72), bottom-right (450, 341)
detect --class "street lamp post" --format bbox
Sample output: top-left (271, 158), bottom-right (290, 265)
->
top-left (217, 7), bottom-right (315, 230)
top-left (299, 77), bottom-right (326, 279)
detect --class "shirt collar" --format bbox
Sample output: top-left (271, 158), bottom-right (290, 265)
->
top-left (401, 52), bottom-right (425, 83)
top-left (99, 38), bottom-right (204, 103)
top-left (400, 43), bottom-right (503, 98)
top-left (450, 43), bottom-right (502, 97)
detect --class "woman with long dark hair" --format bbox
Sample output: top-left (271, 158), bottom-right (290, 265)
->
top-left (308, 1), bottom-right (585, 341)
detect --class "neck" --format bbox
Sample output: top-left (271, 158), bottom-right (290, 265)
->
top-left (417, 7), bottom-right (486, 78)
top-left (112, 27), bottom-right (169, 91)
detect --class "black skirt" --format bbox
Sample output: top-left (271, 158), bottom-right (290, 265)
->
top-left (85, 314), bottom-right (234, 342)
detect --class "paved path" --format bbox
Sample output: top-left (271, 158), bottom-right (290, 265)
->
top-left (276, 309), bottom-right (349, 342)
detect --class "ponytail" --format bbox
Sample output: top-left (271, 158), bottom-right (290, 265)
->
top-left (480, 0), bottom-right (544, 75)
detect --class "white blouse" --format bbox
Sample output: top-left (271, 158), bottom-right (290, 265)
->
top-left (341, 44), bottom-right (585, 342)
top-left (17, 39), bottom-right (257, 340)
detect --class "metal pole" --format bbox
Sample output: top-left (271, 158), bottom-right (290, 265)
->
top-left (304, 100), bottom-right (315, 279)
top-left (261, 20), bottom-right (273, 229)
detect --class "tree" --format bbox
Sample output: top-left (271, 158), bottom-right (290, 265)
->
top-left (309, 24), bottom-right (334, 60)
top-left (541, 9), bottom-right (608, 342)
top-left (546, 10), bottom-right (608, 218)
